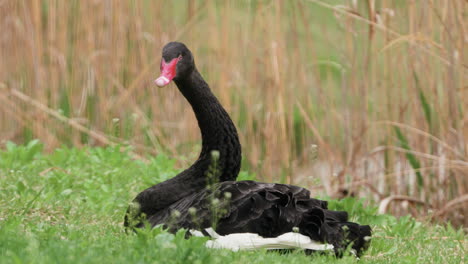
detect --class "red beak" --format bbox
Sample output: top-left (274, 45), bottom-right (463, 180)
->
top-left (155, 57), bottom-right (181, 87)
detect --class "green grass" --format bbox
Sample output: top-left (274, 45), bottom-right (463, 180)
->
top-left (0, 141), bottom-right (465, 264)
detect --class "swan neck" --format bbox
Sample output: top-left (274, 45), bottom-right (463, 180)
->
top-left (174, 69), bottom-right (241, 183)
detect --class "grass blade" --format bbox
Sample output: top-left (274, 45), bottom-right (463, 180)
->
top-left (394, 127), bottom-right (424, 191)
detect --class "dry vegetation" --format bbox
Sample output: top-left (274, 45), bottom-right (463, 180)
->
top-left (0, 0), bottom-right (467, 226)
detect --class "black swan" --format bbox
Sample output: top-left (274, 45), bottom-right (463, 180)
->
top-left (125, 42), bottom-right (371, 255)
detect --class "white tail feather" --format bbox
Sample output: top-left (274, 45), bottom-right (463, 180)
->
top-left (203, 231), bottom-right (334, 251)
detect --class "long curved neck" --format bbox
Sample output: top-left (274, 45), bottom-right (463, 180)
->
top-left (134, 68), bottom-right (241, 217)
top-left (175, 69), bottom-right (241, 182)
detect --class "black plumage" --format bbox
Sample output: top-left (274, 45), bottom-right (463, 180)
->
top-left (125, 42), bottom-right (371, 256)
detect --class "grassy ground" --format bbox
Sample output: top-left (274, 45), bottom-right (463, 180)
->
top-left (0, 142), bottom-right (465, 263)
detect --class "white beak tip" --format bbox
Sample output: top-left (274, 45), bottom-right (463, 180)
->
top-left (155, 76), bottom-right (170, 87)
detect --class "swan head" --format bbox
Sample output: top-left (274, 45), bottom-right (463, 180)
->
top-left (155, 42), bottom-right (195, 87)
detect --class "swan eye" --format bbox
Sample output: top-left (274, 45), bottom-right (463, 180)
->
top-left (178, 55), bottom-right (183, 60)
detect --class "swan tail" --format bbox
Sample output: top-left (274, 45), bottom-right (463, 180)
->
top-left (299, 207), bottom-right (372, 256)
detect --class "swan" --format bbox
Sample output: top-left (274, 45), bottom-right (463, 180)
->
top-left (125, 42), bottom-right (371, 255)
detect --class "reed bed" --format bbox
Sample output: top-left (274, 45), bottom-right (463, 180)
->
top-left (0, 0), bottom-right (466, 226)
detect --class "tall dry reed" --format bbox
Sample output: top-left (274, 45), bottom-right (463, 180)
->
top-left (0, 0), bottom-right (466, 226)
